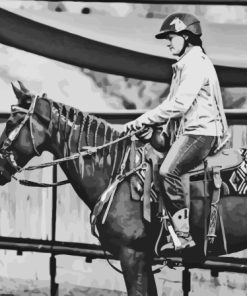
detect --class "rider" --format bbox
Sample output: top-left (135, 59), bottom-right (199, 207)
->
top-left (124, 12), bottom-right (229, 253)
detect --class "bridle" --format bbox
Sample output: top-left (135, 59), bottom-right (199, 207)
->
top-left (0, 96), bottom-right (40, 173)
top-left (0, 95), bottom-right (148, 188)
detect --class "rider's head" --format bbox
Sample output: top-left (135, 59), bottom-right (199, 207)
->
top-left (155, 13), bottom-right (204, 57)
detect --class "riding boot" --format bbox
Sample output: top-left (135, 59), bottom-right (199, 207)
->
top-left (160, 208), bottom-right (196, 254)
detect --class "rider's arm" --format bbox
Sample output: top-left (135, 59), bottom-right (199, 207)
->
top-left (136, 61), bottom-right (206, 126)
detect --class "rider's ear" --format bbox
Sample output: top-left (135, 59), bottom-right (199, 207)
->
top-left (11, 81), bottom-right (34, 107)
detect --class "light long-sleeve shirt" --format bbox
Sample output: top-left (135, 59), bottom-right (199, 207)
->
top-left (136, 46), bottom-right (228, 138)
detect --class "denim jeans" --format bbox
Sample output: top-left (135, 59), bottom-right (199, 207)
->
top-left (159, 134), bottom-right (216, 215)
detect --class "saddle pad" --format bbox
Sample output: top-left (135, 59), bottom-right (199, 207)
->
top-left (131, 147), bottom-right (247, 202)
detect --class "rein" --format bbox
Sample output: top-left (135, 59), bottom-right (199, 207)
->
top-left (12, 126), bottom-right (146, 187)
top-left (0, 94), bottom-right (147, 187)
top-left (18, 130), bottom-right (139, 172)
top-left (12, 175), bottom-right (70, 187)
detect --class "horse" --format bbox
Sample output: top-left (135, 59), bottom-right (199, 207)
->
top-left (0, 81), bottom-right (247, 296)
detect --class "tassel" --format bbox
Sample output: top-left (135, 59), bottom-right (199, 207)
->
top-left (91, 179), bottom-right (120, 222)
top-left (101, 185), bottom-right (118, 224)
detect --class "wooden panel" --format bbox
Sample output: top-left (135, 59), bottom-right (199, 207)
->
top-left (56, 168), bottom-right (98, 244)
top-left (0, 123), bottom-right (53, 240)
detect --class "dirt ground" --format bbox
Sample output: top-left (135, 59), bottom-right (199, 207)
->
top-left (0, 278), bottom-right (127, 296)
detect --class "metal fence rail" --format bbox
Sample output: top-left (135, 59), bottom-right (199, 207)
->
top-left (1, 109), bottom-right (247, 124)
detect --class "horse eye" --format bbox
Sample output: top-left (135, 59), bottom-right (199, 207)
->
top-left (5, 117), bottom-right (16, 135)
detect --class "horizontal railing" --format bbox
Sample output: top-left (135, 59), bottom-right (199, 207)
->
top-left (0, 109), bottom-right (247, 124)
top-left (1, 236), bottom-right (247, 274)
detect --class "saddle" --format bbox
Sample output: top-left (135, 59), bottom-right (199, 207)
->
top-left (189, 148), bottom-right (242, 175)
top-left (91, 134), bottom-right (246, 255)
top-left (130, 143), bottom-right (242, 203)
top-left (129, 142), bottom-right (245, 255)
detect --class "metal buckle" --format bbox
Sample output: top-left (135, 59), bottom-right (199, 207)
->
top-left (212, 166), bottom-right (222, 189)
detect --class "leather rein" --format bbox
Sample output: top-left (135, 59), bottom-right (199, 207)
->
top-left (0, 97), bottom-right (144, 187)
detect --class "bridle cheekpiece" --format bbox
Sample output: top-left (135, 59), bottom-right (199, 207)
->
top-left (0, 96), bottom-right (40, 172)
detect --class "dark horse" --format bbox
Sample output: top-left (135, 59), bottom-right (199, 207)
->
top-left (0, 82), bottom-right (247, 295)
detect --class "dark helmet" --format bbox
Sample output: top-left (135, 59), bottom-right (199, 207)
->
top-left (155, 12), bottom-right (202, 39)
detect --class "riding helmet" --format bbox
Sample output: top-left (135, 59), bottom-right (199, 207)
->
top-left (155, 12), bottom-right (202, 39)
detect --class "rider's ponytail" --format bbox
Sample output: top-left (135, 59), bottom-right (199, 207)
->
top-left (184, 31), bottom-right (206, 54)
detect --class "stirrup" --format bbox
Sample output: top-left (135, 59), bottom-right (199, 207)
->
top-left (160, 232), bottom-right (196, 253)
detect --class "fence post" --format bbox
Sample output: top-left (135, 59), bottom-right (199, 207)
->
top-left (50, 254), bottom-right (58, 296)
top-left (51, 164), bottom-right (59, 296)
top-left (182, 267), bottom-right (191, 296)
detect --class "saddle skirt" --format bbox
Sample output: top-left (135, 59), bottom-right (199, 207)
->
top-left (130, 144), bottom-right (246, 213)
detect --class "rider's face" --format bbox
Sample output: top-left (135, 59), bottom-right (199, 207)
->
top-left (165, 33), bottom-right (185, 56)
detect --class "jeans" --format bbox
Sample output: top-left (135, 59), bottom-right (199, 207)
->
top-left (159, 134), bottom-right (216, 215)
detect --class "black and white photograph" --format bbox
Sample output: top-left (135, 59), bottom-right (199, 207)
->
top-left (0, 1), bottom-right (247, 295)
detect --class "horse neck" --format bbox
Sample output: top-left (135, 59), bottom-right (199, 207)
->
top-left (47, 103), bottom-right (128, 210)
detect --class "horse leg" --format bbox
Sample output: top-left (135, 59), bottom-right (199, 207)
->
top-left (119, 246), bottom-right (158, 296)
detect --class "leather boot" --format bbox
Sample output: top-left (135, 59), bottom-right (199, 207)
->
top-left (160, 208), bottom-right (196, 254)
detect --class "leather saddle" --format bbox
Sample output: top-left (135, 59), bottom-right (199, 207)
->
top-left (188, 148), bottom-right (242, 175)
top-left (129, 142), bottom-right (245, 255)
top-left (137, 126), bottom-right (242, 174)
top-left (130, 142), bottom-right (244, 215)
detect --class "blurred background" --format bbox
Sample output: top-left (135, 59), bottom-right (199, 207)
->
top-left (1, 1), bottom-right (247, 113)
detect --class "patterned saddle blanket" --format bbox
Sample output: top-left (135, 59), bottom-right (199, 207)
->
top-left (130, 143), bottom-right (247, 222)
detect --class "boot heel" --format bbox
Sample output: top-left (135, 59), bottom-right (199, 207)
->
top-left (174, 235), bottom-right (196, 251)
top-left (158, 208), bottom-right (196, 255)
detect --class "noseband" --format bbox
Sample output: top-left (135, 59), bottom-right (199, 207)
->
top-left (0, 96), bottom-right (40, 172)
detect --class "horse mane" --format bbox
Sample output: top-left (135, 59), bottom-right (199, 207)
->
top-left (45, 98), bottom-right (128, 180)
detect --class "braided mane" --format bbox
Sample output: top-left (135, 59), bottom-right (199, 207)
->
top-left (48, 99), bottom-right (128, 181)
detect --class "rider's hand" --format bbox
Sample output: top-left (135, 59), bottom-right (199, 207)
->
top-left (136, 126), bottom-right (153, 141)
top-left (124, 119), bottom-right (143, 133)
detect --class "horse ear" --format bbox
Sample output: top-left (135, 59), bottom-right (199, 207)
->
top-left (41, 93), bottom-right (48, 99)
top-left (11, 82), bottom-right (24, 101)
top-left (17, 81), bottom-right (30, 94)
top-left (11, 81), bottom-right (34, 107)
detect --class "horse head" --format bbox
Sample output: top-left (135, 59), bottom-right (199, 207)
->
top-left (0, 81), bottom-right (52, 185)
